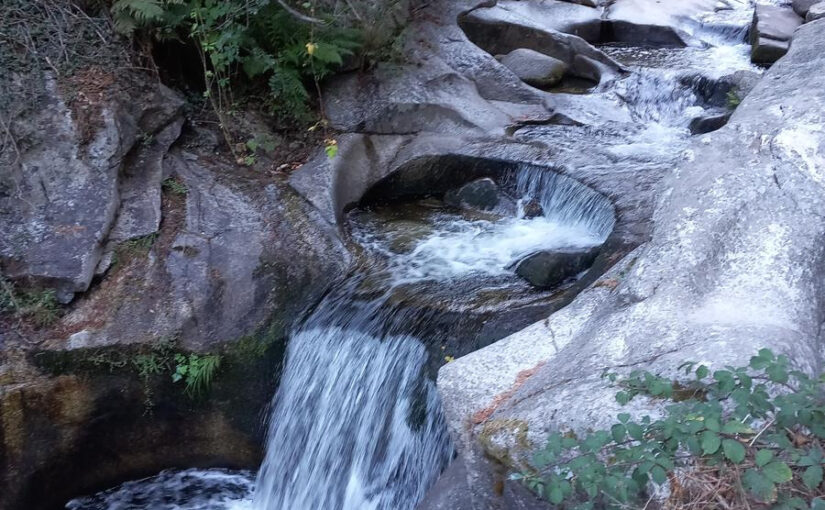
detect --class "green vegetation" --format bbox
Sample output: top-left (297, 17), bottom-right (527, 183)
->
top-left (0, 276), bottom-right (61, 327)
top-left (727, 89), bottom-right (742, 109)
top-left (516, 349), bottom-right (825, 509)
top-left (172, 353), bottom-right (222, 396)
top-left (113, 232), bottom-right (158, 267)
top-left (161, 177), bottom-right (188, 195)
top-left (109, 0), bottom-right (406, 136)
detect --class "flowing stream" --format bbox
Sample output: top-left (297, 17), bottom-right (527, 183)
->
top-left (68, 2), bottom-right (760, 509)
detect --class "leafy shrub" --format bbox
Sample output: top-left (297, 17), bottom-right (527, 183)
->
top-left (516, 349), bottom-right (825, 509)
top-left (110, 0), bottom-right (374, 127)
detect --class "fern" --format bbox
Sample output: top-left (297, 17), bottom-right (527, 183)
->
top-left (111, 0), bottom-right (184, 36)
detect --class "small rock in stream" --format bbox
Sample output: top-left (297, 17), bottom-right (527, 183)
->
top-left (499, 48), bottom-right (568, 88)
top-left (514, 246), bottom-right (601, 289)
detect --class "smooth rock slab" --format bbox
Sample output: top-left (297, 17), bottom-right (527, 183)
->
top-left (500, 49), bottom-right (568, 88)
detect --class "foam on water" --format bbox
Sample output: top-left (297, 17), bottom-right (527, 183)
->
top-left (66, 469), bottom-right (255, 510)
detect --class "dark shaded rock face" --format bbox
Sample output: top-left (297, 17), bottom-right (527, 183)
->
top-left (793, 0), bottom-right (819, 17)
top-left (750, 5), bottom-right (803, 64)
top-left (0, 72), bottom-right (349, 509)
top-left (514, 247), bottom-right (601, 289)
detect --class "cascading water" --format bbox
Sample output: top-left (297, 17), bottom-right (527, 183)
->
top-left (250, 165), bottom-right (610, 510)
top-left (67, 1), bottom-right (763, 509)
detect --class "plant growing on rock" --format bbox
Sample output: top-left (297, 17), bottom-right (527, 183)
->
top-left (515, 349), bottom-right (825, 509)
top-left (173, 353), bottom-right (222, 396)
top-left (0, 276), bottom-right (60, 327)
top-left (110, 0), bottom-right (368, 132)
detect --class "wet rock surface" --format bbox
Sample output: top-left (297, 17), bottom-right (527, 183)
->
top-left (514, 247), bottom-right (601, 289)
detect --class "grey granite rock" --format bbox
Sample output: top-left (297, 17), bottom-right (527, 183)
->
top-left (437, 19), bottom-right (825, 509)
top-left (806, 1), bottom-right (825, 20)
top-left (0, 75), bottom-right (183, 302)
top-left (500, 49), bottom-right (568, 88)
top-left (750, 4), bottom-right (804, 64)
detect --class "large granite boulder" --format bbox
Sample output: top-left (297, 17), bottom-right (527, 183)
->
top-left (0, 72), bottom-right (184, 303)
top-left (750, 4), bottom-right (804, 64)
top-left (438, 18), bottom-right (825, 509)
top-left (500, 49), bottom-right (568, 88)
top-left (458, 2), bottom-right (623, 85)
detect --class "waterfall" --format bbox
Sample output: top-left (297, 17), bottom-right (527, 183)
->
top-left (251, 283), bottom-right (453, 510)
top-left (250, 165), bottom-right (613, 510)
top-left (513, 165), bottom-right (616, 238)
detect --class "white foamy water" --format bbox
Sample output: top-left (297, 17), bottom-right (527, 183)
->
top-left (387, 216), bottom-right (602, 283)
top-left (252, 324), bottom-right (451, 510)
top-left (66, 469), bottom-right (255, 510)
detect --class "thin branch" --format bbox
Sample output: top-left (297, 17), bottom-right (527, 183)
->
top-left (275, 0), bottom-right (325, 24)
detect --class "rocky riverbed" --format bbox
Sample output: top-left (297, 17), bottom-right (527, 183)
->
top-left (2, 0), bottom-right (824, 509)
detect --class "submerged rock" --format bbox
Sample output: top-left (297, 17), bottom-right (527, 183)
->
top-left (521, 198), bottom-right (544, 219)
top-left (444, 178), bottom-right (504, 211)
top-left (514, 247), bottom-right (600, 288)
top-left (750, 5), bottom-right (803, 65)
top-left (500, 49), bottom-right (568, 88)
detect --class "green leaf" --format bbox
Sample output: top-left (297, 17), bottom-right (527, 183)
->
top-left (762, 461), bottom-right (793, 483)
top-left (696, 365), bottom-right (709, 379)
top-left (766, 364), bottom-right (789, 383)
top-left (701, 430), bottom-right (721, 455)
top-left (812, 497), bottom-right (825, 510)
top-left (705, 417), bottom-right (721, 432)
top-left (743, 468), bottom-right (776, 502)
top-left (548, 485), bottom-right (564, 504)
top-left (627, 423), bottom-right (644, 441)
top-left (650, 465), bottom-right (667, 485)
top-left (617, 413), bottom-right (630, 423)
top-left (802, 465), bottom-right (823, 490)
top-left (616, 391), bottom-right (630, 405)
top-left (722, 420), bottom-right (752, 435)
top-left (611, 424), bottom-right (626, 443)
top-left (722, 439), bottom-right (746, 463)
top-left (755, 449), bottom-right (773, 467)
